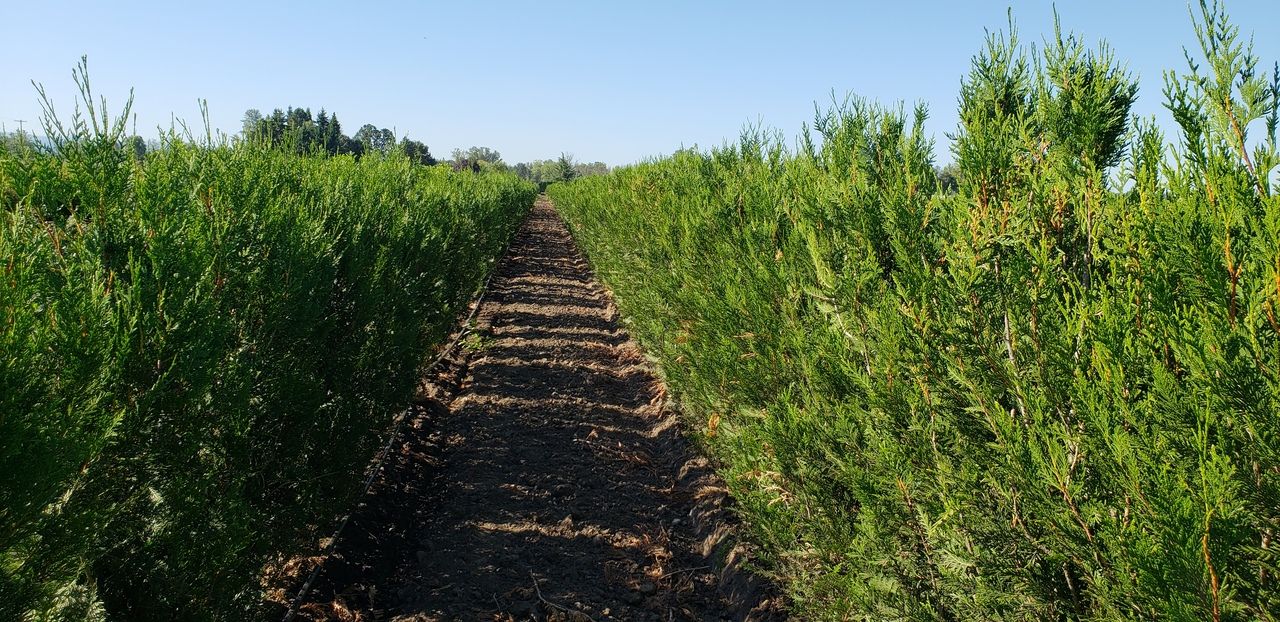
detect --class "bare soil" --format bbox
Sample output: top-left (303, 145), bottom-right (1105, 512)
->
top-left (288, 198), bottom-right (783, 621)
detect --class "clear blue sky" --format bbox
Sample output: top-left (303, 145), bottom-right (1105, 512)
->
top-left (2, 1), bottom-right (1277, 166)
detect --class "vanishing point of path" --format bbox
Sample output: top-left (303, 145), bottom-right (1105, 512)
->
top-left (294, 198), bottom-right (783, 621)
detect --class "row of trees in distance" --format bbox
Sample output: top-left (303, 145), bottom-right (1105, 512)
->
top-left (449, 145), bottom-right (610, 187)
top-left (8, 108), bottom-right (610, 186)
top-left (240, 107), bottom-right (436, 165)
top-left (239, 109), bottom-right (609, 186)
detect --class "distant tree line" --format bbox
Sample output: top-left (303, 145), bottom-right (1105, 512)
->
top-left (12, 115), bottom-right (606, 185)
top-left (236, 115), bottom-right (612, 184)
top-left (2, 128), bottom-right (150, 162)
top-left (240, 107), bottom-right (436, 165)
top-left (512, 154), bottom-right (609, 189)
top-left (441, 147), bottom-right (610, 187)
top-left (447, 146), bottom-right (503, 172)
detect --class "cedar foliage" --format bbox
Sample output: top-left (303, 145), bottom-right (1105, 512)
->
top-left (0, 60), bottom-right (535, 620)
top-left (550, 3), bottom-right (1280, 618)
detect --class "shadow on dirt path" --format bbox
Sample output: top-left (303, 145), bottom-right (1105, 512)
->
top-left (293, 198), bottom-right (784, 621)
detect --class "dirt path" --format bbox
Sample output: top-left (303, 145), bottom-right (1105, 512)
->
top-left (293, 199), bottom-right (782, 621)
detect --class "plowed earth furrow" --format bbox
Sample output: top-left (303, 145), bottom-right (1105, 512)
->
top-left (294, 198), bottom-right (783, 622)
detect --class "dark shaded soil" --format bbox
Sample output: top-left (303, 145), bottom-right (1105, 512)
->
top-left (289, 198), bottom-right (783, 621)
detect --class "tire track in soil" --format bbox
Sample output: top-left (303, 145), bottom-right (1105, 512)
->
top-left (292, 198), bottom-right (783, 621)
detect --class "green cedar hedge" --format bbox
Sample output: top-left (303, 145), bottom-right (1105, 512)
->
top-left (551, 5), bottom-right (1279, 619)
